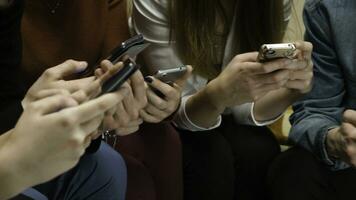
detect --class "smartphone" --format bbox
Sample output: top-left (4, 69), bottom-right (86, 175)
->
top-left (257, 43), bottom-right (296, 62)
top-left (76, 34), bottom-right (149, 78)
top-left (153, 65), bottom-right (188, 84)
top-left (99, 59), bottom-right (139, 96)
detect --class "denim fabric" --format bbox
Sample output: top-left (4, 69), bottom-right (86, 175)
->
top-left (290, 0), bottom-right (356, 170)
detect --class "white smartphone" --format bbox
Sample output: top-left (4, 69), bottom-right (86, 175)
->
top-left (258, 43), bottom-right (296, 62)
top-left (153, 65), bottom-right (188, 84)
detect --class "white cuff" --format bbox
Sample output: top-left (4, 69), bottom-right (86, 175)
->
top-left (250, 102), bottom-right (284, 126)
top-left (173, 95), bottom-right (222, 132)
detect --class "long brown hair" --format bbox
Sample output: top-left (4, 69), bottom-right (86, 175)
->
top-left (169, 0), bottom-right (286, 79)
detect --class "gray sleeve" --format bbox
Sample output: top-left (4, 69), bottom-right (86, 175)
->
top-left (289, 0), bottom-right (349, 170)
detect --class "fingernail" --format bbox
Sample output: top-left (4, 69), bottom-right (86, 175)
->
top-left (76, 62), bottom-right (88, 72)
top-left (144, 76), bottom-right (153, 83)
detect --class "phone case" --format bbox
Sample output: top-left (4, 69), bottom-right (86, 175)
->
top-left (99, 59), bottom-right (139, 95)
top-left (77, 34), bottom-right (149, 78)
top-left (258, 43), bottom-right (296, 62)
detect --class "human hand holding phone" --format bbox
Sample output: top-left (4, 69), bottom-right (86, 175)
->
top-left (22, 60), bottom-right (102, 109)
top-left (284, 41), bottom-right (314, 94)
top-left (139, 65), bottom-right (192, 123)
top-left (95, 60), bottom-right (147, 136)
top-left (0, 87), bottom-right (128, 198)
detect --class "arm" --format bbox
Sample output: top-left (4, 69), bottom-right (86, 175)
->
top-left (131, 0), bottom-right (222, 131)
top-left (289, 1), bottom-right (348, 170)
top-left (131, 0), bottom-right (302, 131)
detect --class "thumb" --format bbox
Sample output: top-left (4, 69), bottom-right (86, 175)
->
top-left (175, 65), bottom-right (193, 87)
top-left (50, 60), bottom-right (88, 80)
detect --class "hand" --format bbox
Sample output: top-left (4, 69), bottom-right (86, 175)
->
top-left (2, 87), bottom-right (129, 195)
top-left (207, 52), bottom-right (300, 108)
top-left (96, 60), bottom-right (148, 136)
top-left (140, 65), bottom-right (193, 123)
top-left (22, 60), bottom-right (101, 109)
top-left (285, 41), bottom-right (314, 94)
top-left (327, 110), bottom-right (356, 167)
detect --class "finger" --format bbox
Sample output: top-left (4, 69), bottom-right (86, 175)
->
top-left (289, 69), bottom-right (313, 81)
top-left (102, 115), bottom-right (118, 130)
top-left (97, 60), bottom-right (123, 84)
top-left (285, 80), bottom-right (312, 92)
top-left (253, 69), bottom-right (290, 85)
top-left (233, 52), bottom-right (259, 62)
top-left (146, 76), bottom-right (179, 100)
top-left (66, 87), bottom-right (129, 123)
top-left (44, 60), bottom-right (88, 80)
top-left (31, 94), bottom-right (78, 115)
top-left (146, 88), bottom-right (169, 110)
top-left (115, 119), bottom-right (143, 133)
top-left (106, 107), bottom-right (117, 116)
top-left (94, 69), bottom-right (104, 79)
top-left (91, 130), bottom-right (102, 140)
top-left (344, 110), bottom-right (356, 126)
top-left (285, 59), bottom-right (309, 70)
top-left (175, 65), bottom-right (193, 87)
top-left (294, 41), bottom-right (313, 59)
top-left (83, 135), bottom-right (92, 149)
top-left (139, 109), bottom-right (162, 123)
top-left (125, 118), bottom-right (143, 127)
top-left (239, 60), bottom-right (289, 75)
top-left (122, 86), bottom-right (140, 120)
top-left (80, 114), bottom-right (104, 136)
top-left (54, 77), bottom-right (95, 93)
top-left (70, 80), bottom-right (102, 103)
top-left (83, 79), bottom-right (102, 99)
top-left (34, 89), bottom-right (70, 100)
top-left (256, 59), bottom-right (293, 74)
top-left (115, 102), bottom-right (131, 127)
top-left (116, 126), bottom-right (140, 136)
top-left (145, 104), bottom-right (168, 117)
top-left (129, 70), bottom-right (147, 107)
top-left (100, 60), bottom-right (114, 73)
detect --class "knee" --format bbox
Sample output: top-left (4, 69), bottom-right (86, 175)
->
top-left (267, 147), bottom-right (320, 186)
top-left (95, 142), bottom-right (127, 197)
top-left (97, 142), bottom-right (127, 182)
top-left (236, 128), bottom-right (281, 165)
top-left (182, 132), bottom-right (235, 177)
top-left (192, 133), bottom-right (235, 169)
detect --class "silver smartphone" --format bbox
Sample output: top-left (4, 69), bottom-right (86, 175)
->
top-left (153, 65), bottom-right (188, 83)
top-left (258, 43), bottom-right (296, 62)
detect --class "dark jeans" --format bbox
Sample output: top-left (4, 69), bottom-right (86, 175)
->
top-left (179, 116), bottom-right (281, 200)
top-left (12, 142), bottom-right (127, 200)
top-left (267, 147), bottom-right (356, 200)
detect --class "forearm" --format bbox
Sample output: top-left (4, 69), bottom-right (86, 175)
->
top-left (185, 83), bottom-right (225, 128)
top-left (253, 88), bottom-right (301, 122)
top-left (0, 131), bottom-right (30, 199)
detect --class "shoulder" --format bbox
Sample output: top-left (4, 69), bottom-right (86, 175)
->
top-left (304, 0), bottom-right (354, 13)
top-left (133, 0), bottom-right (169, 19)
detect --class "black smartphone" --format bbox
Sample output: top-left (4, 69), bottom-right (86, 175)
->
top-left (99, 59), bottom-right (139, 96)
top-left (153, 65), bottom-right (187, 84)
top-left (77, 34), bottom-right (149, 78)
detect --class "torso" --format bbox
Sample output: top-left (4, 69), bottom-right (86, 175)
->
top-left (21, 0), bottom-right (130, 87)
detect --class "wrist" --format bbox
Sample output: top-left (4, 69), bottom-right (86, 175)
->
top-left (0, 142), bottom-right (26, 198)
top-left (202, 80), bottom-right (226, 113)
top-left (0, 133), bottom-right (36, 197)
